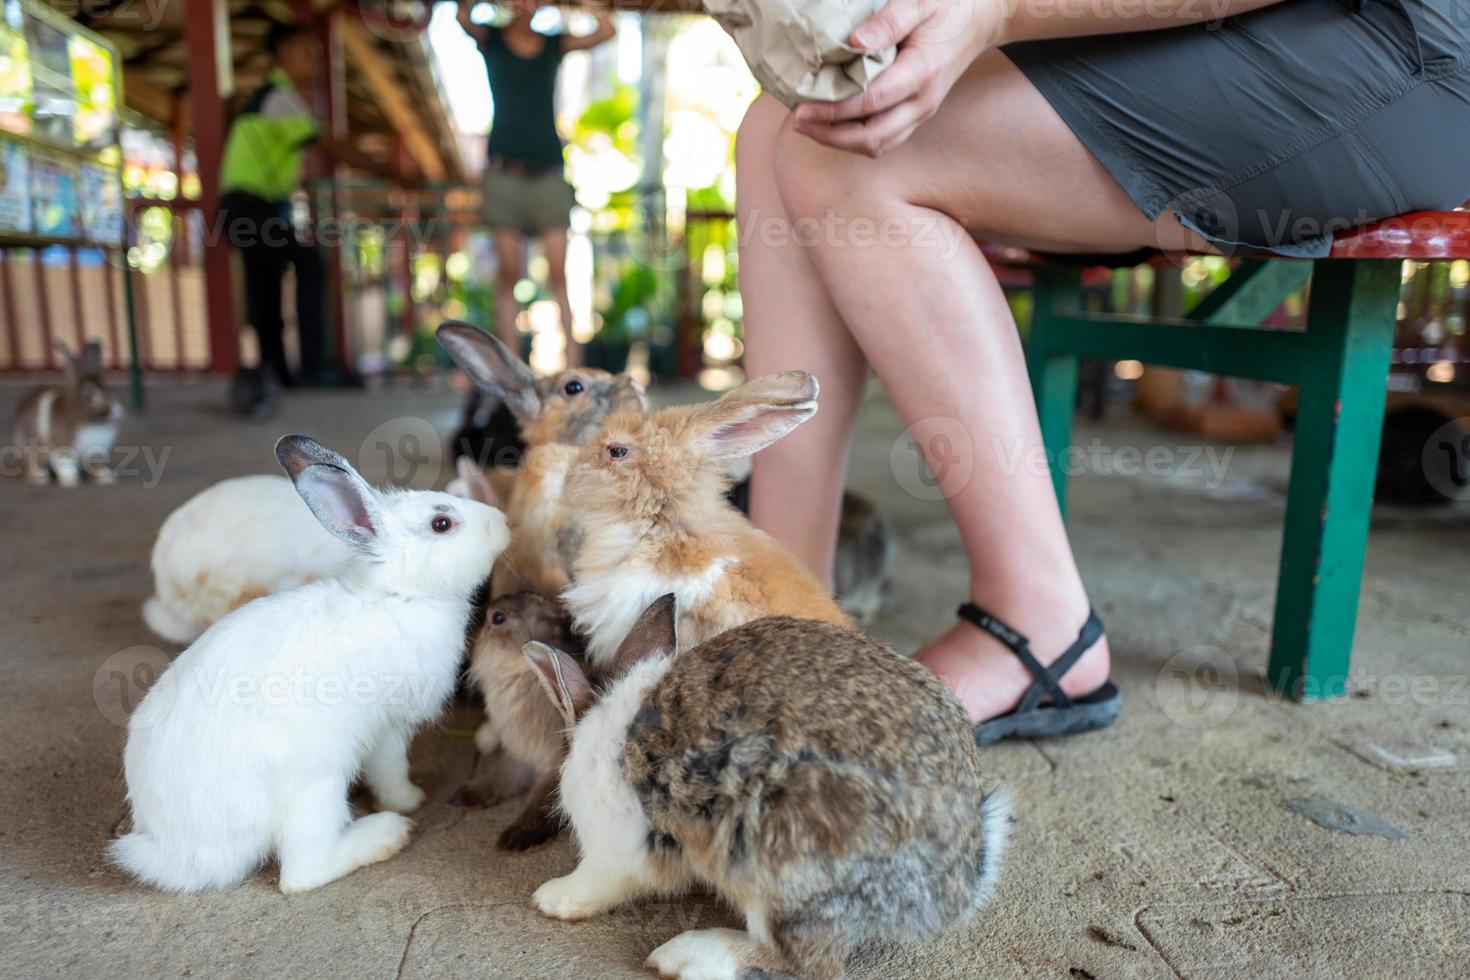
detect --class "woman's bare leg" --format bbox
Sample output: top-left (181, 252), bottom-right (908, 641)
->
top-left (768, 51), bottom-right (1205, 722)
top-left (493, 228), bottom-right (526, 351)
top-left (539, 229), bottom-right (581, 368)
top-left (737, 94), bottom-right (869, 590)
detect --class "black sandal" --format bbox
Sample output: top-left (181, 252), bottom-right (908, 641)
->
top-left (959, 602), bottom-right (1122, 745)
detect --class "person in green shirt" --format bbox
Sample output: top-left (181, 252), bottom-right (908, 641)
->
top-left (219, 21), bottom-right (389, 387)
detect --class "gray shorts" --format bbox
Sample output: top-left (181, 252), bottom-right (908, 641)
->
top-left (1005, 0), bottom-right (1470, 256)
top-left (482, 162), bottom-right (574, 236)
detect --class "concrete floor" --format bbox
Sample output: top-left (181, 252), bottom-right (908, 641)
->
top-left (2, 378), bottom-right (1468, 979)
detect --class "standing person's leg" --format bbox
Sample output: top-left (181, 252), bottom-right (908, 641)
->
top-left (287, 237), bottom-right (326, 383)
top-left (767, 51), bottom-right (1196, 722)
top-left (239, 243), bottom-right (290, 387)
top-left (538, 228), bottom-right (580, 369)
top-left (225, 197), bottom-right (292, 386)
top-left (492, 229), bottom-right (526, 352)
top-left (736, 94), bottom-right (869, 590)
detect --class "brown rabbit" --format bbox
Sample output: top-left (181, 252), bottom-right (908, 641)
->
top-left (11, 341), bottom-right (123, 487)
top-left (523, 595), bottom-right (1009, 980)
top-left (562, 371), bottom-right (852, 668)
top-left (436, 322), bottom-right (644, 597)
top-left (451, 592), bottom-right (587, 851)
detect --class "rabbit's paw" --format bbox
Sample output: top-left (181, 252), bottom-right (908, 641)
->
top-left (497, 812), bottom-right (559, 852)
top-left (374, 782), bottom-right (427, 814)
top-left (92, 466), bottom-right (117, 487)
top-left (531, 872), bottom-right (620, 921)
top-left (349, 811), bottom-right (415, 866)
top-left (646, 929), bottom-right (760, 980)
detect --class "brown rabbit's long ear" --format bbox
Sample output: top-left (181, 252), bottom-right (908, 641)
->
top-left (436, 322), bottom-right (540, 420)
top-left (690, 372), bottom-right (819, 459)
top-left (523, 641), bottom-right (593, 729)
top-left (275, 435), bottom-right (383, 547)
top-left (611, 593), bottom-right (677, 677)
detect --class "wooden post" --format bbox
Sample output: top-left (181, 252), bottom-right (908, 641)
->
top-left (183, 0), bottom-right (238, 375)
top-left (321, 6), bottom-right (351, 374)
top-left (396, 136), bottom-right (417, 341)
top-left (0, 251), bottom-right (20, 368)
top-left (33, 247), bottom-right (55, 369)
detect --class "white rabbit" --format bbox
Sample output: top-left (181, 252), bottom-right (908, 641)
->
top-left (142, 474), bottom-right (351, 644)
top-left (110, 435), bottom-right (508, 894)
top-left (142, 322), bottom-right (641, 646)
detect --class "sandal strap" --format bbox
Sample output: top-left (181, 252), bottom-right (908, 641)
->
top-left (957, 602), bottom-right (1106, 713)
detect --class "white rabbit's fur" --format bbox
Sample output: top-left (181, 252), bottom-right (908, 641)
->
top-left (113, 441), bottom-right (508, 893)
top-left (143, 475), bottom-right (351, 644)
top-left (531, 654), bottom-right (683, 919)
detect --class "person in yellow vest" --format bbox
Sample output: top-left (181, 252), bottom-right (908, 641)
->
top-left (219, 20), bottom-right (392, 388)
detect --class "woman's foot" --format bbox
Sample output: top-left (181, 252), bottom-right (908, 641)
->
top-left (917, 598), bottom-right (1112, 725)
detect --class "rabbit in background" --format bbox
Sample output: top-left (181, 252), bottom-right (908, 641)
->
top-left (561, 370), bottom-right (853, 669)
top-left (11, 340), bottom-right (124, 487)
top-left (111, 436), bottom-right (509, 894)
top-left (522, 595), bottom-right (1009, 980)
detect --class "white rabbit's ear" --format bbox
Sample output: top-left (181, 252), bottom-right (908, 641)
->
top-left (611, 593), bottom-right (677, 677)
top-left (523, 641), bottom-right (593, 729)
top-left (436, 322), bottom-right (540, 420)
top-left (275, 435), bottom-right (383, 547)
top-left (690, 372), bottom-right (819, 459)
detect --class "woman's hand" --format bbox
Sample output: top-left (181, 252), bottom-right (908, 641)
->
top-left (792, 0), bottom-right (1006, 157)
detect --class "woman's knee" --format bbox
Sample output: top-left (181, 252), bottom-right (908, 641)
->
top-left (772, 122), bottom-right (890, 226)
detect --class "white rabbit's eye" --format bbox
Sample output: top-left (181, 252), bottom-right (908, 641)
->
top-left (430, 514), bottom-right (454, 534)
top-left (604, 444), bottom-right (629, 461)
top-left (564, 379), bottom-right (584, 396)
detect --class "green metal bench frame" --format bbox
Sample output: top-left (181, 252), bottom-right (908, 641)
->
top-left (1026, 256), bottom-right (1404, 702)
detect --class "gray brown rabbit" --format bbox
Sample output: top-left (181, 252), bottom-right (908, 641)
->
top-left (11, 340), bottom-right (123, 487)
top-left (452, 592), bottom-right (588, 851)
top-left (523, 595), bottom-right (1009, 980)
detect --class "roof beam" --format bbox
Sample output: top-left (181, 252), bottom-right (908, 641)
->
top-left (338, 14), bottom-right (446, 181)
top-left (121, 67), bottom-right (178, 122)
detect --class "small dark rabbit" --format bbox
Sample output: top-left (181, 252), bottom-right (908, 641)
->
top-left (523, 596), bottom-right (1009, 980)
top-left (452, 592), bottom-right (587, 852)
top-left (11, 340), bottom-right (123, 486)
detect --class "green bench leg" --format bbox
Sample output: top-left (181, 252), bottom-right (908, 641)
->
top-left (1269, 259), bottom-right (1400, 701)
top-left (1027, 265), bottom-right (1084, 515)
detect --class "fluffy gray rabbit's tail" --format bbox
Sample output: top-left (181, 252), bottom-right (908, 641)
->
top-left (974, 786), bottom-right (1011, 908)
